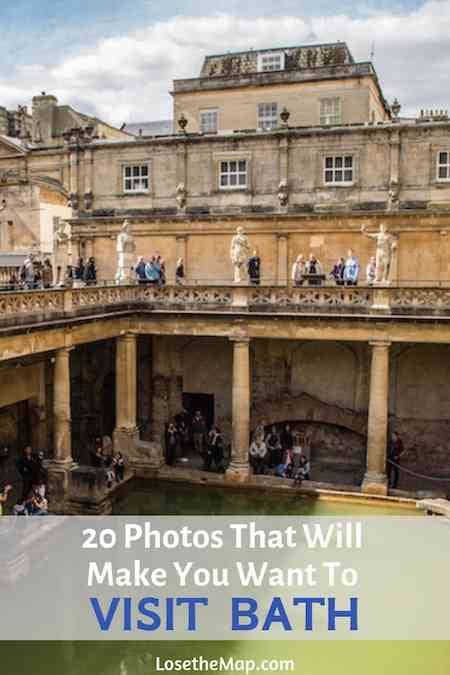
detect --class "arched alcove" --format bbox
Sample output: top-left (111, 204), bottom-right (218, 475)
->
top-left (291, 341), bottom-right (358, 410)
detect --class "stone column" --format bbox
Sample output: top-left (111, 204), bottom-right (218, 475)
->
top-left (362, 341), bottom-right (390, 495)
top-left (53, 347), bottom-right (73, 463)
top-left (69, 149), bottom-right (79, 211)
top-left (83, 146), bottom-right (94, 210)
top-left (226, 338), bottom-right (251, 481)
top-left (277, 234), bottom-right (288, 286)
top-left (113, 333), bottom-right (139, 454)
top-left (85, 238), bottom-right (94, 260)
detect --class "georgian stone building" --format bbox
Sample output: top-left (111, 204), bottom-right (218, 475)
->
top-left (1, 41), bottom-right (450, 511)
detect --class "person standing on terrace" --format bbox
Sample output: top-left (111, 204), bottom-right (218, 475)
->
top-left (291, 254), bottom-right (305, 287)
top-left (247, 250), bottom-right (261, 285)
top-left (176, 258), bottom-right (185, 285)
top-left (343, 249), bottom-right (360, 286)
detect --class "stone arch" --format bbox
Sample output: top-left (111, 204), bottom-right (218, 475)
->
top-left (291, 341), bottom-right (358, 410)
top-left (251, 393), bottom-right (367, 482)
top-left (251, 393), bottom-right (367, 436)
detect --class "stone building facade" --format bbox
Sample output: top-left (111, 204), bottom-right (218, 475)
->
top-left (1, 42), bottom-right (450, 508)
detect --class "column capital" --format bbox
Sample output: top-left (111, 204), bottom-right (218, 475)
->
top-left (55, 346), bottom-right (73, 356)
top-left (118, 331), bottom-right (137, 341)
top-left (277, 233), bottom-right (288, 241)
top-left (369, 340), bottom-right (391, 349)
top-left (229, 336), bottom-right (250, 344)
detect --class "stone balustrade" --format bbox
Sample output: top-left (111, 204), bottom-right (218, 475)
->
top-left (0, 283), bottom-right (450, 326)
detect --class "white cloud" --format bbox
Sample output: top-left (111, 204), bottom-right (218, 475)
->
top-left (1, 3), bottom-right (450, 126)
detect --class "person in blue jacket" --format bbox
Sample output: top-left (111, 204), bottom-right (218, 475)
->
top-left (145, 256), bottom-right (161, 284)
top-left (343, 249), bottom-right (360, 286)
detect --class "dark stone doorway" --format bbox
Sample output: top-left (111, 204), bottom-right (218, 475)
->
top-left (182, 393), bottom-right (215, 429)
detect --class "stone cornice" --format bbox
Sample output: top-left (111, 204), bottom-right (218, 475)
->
top-left (69, 209), bottom-right (450, 233)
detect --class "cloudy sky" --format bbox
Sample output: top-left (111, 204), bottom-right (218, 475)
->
top-left (0, 0), bottom-right (448, 126)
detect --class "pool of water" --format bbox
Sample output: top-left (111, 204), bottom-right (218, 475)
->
top-left (113, 478), bottom-right (420, 516)
top-left (3, 478), bottom-right (429, 675)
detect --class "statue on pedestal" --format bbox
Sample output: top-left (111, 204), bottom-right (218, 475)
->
top-left (230, 226), bottom-right (251, 283)
top-left (116, 219), bottom-right (136, 284)
top-left (278, 180), bottom-right (288, 208)
top-left (361, 223), bottom-right (397, 284)
top-left (176, 183), bottom-right (187, 210)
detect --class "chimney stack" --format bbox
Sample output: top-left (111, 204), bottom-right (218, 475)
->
top-left (32, 92), bottom-right (58, 144)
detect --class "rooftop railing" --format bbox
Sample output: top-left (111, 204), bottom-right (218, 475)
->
top-left (1, 282), bottom-right (450, 328)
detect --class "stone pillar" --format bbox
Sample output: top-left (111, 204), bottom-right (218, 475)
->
top-left (226, 338), bottom-right (251, 481)
top-left (53, 348), bottom-right (73, 463)
top-left (85, 238), bottom-right (94, 260)
top-left (113, 333), bottom-right (139, 454)
top-left (362, 341), bottom-right (390, 495)
top-left (277, 235), bottom-right (288, 286)
top-left (83, 146), bottom-right (94, 211)
top-left (47, 347), bottom-right (74, 512)
top-left (69, 149), bottom-right (79, 211)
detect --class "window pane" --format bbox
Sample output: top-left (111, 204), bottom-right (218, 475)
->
top-left (335, 157), bottom-right (343, 168)
top-left (221, 161), bottom-right (228, 172)
top-left (132, 166), bottom-right (140, 176)
top-left (142, 178), bottom-right (149, 189)
top-left (344, 156), bottom-right (353, 167)
top-left (230, 174), bottom-right (237, 186)
top-left (220, 175), bottom-right (228, 186)
top-left (141, 166), bottom-right (148, 176)
top-left (238, 160), bottom-right (246, 171)
top-left (238, 174), bottom-right (246, 185)
top-left (335, 170), bottom-right (343, 181)
top-left (439, 166), bottom-right (448, 179)
top-left (125, 167), bottom-right (131, 177)
top-left (229, 161), bottom-right (237, 172)
top-left (325, 170), bottom-right (333, 182)
top-left (439, 152), bottom-right (448, 164)
top-left (344, 170), bottom-right (353, 182)
top-left (325, 157), bottom-right (333, 168)
top-left (125, 179), bottom-right (132, 190)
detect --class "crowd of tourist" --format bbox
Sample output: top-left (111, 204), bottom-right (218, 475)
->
top-left (2, 254), bottom-right (98, 291)
top-left (162, 410), bottom-right (409, 490)
top-left (250, 423), bottom-right (311, 486)
top-left (90, 436), bottom-right (126, 489)
top-left (291, 250), bottom-right (377, 287)
top-left (1, 245), bottom-right (383, 291)
top-left (163, 409), bottom-right (313, 485)
top-left (4, 254), bottom-right (55, 291)
top-left (164, 409), bottom-right (227, 472)
top-left (135, 253), bottom-right (169, 286)
top-left (0, 446), bottom-right (49, 516)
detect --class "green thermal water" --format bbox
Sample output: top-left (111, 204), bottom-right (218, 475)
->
top-left (3, 479), bottom-right (444, 675)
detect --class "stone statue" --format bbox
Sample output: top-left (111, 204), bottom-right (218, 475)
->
top-left (116, 219), bottom-right (136, 284)
top-left (176, 183), bottom-right (186, 210)
top-left (54, 218), bottom-right (68, 245)
top-left (361, 223), bottom-right (397, 284)
top-left (278, 180), bottom-right (288, 208)
top-left (230, 226), bottom-right (251, 283)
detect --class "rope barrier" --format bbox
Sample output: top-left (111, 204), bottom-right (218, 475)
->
top-left (387, 459), bottom-right (450, 482)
